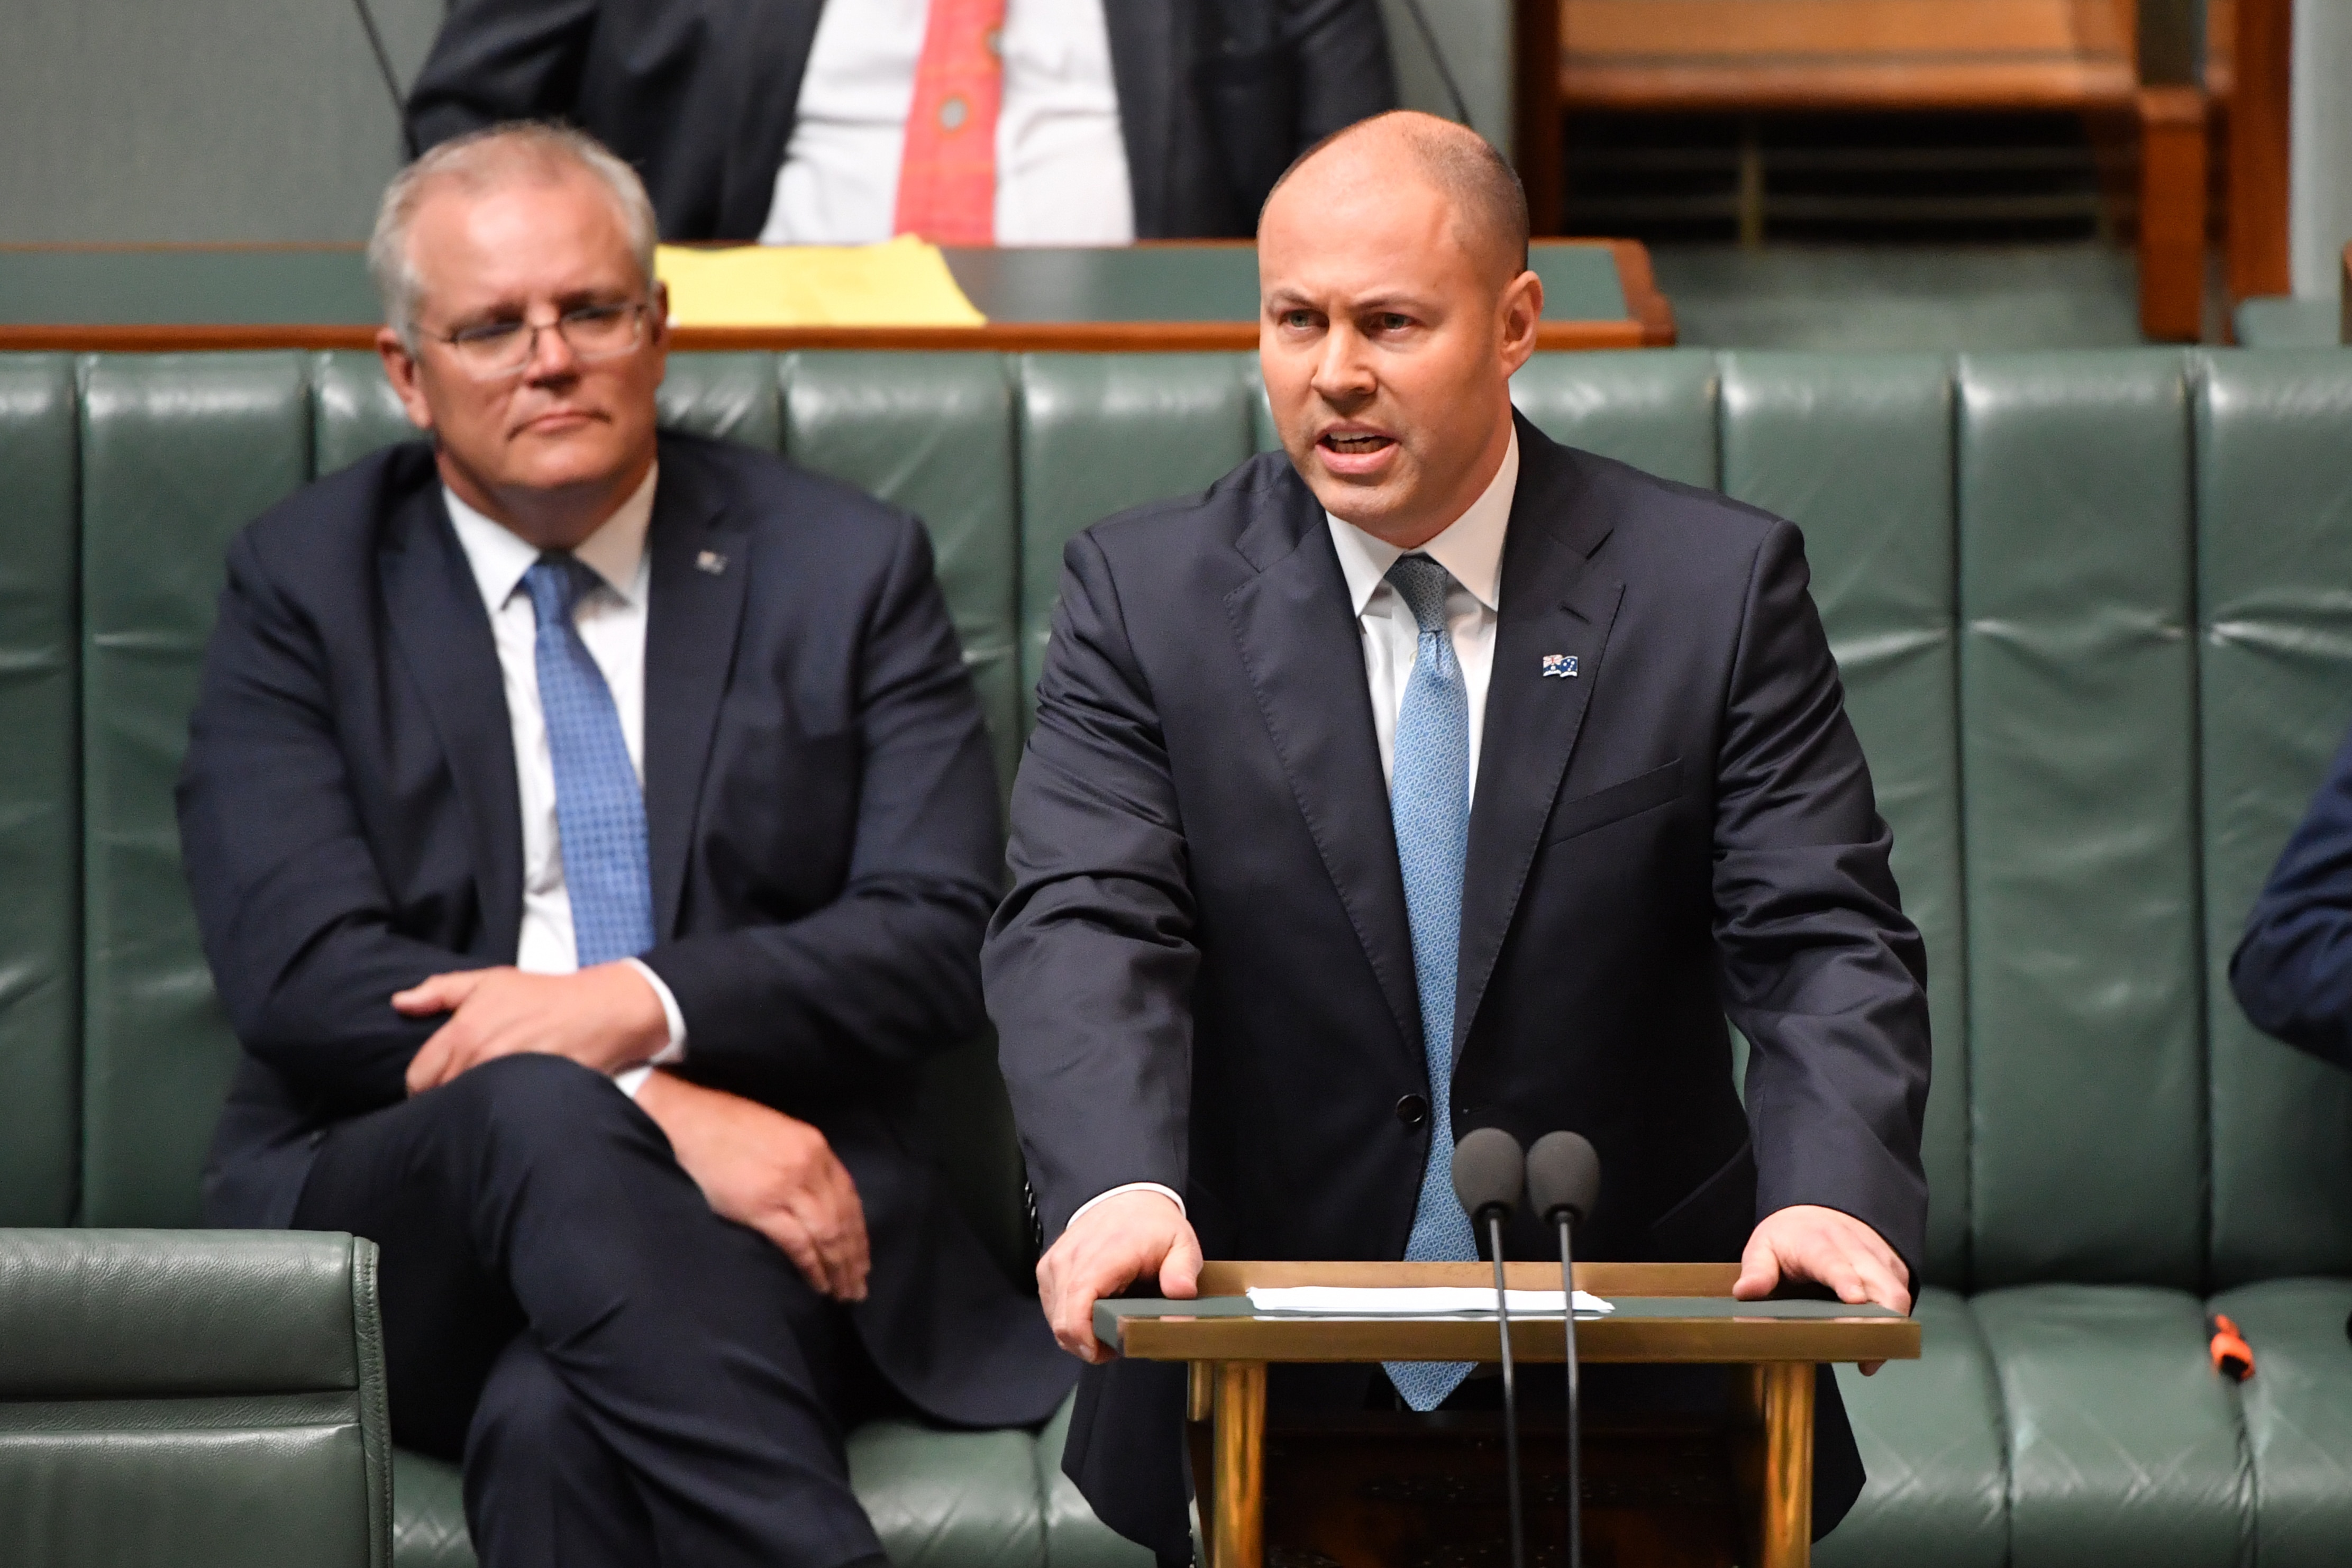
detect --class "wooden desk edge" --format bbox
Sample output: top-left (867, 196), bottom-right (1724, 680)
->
top-left (1120, 1261), bottom-right (1919, 1363)
top-left (1111, 1311), bottom-right (1919, 1364)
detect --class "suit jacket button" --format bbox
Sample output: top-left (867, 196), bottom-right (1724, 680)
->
top-left (1396, 1094), bottom-right (1429, 1128)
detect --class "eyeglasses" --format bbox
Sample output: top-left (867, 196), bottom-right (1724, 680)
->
top-left (427, 301), bottom-right (652, 380)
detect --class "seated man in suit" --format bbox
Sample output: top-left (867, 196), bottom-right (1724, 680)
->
top-left (2232, 717), bottom-right (2352, 1072)
top-left (404, 0), bottom-right (1395, 245)
top-left (985, 111), bottom-right (1931, 1556)
top-left (179, 122), bottom-right (1071, 1568)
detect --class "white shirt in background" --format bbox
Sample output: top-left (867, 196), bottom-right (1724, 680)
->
top-left (760, 0), bottom-right (1136, 245)
top-left (442, 469), bottom-right (687, 1098)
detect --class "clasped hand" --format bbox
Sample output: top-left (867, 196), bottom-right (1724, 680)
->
top-left (398, 962), bottom-right (667, 1094)
top-left (395, 963), bottom-right (870, 1302)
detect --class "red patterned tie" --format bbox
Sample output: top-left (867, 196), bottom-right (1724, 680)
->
top-left (893, 0), bottom-right (1006, 244)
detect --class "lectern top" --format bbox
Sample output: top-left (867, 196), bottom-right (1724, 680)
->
top-left (1094, 1262), bottom-right (1919, 1365)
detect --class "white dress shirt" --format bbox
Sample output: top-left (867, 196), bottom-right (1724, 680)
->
top-left (759, 0), bottom-right (1136, 245)
top-left (442, 469), bottom-right (687, 1098)
top-left (1069, 432), bottom-right (1523, 1229)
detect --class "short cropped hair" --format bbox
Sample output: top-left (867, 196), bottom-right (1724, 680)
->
top-left (368, 122), bottom-right (659, 347)
top-left (1264, 112), bottom-right (1530, 277)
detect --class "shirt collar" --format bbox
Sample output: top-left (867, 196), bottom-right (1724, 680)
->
top-left (442, 462), bottom-right (660, 615)
top-left (1326, 425), bottom-right (1518, 619)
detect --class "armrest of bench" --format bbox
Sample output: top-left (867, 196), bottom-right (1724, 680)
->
top-left (0, 1229), bottom-right (392, 1568)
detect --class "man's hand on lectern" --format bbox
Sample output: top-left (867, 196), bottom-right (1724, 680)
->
top-left (1036, 1190), bottom-right (1203, 1364)
top-left (1733, 1203), bottom-right (1912, 1375)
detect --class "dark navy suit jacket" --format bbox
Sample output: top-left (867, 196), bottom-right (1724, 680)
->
top-left (180, 430), bottom-right (1070, 1428)
top-left (2233, 718), bottom-right (2352, 1072)
top-left (985, 416), bottom-right (1932, 1553)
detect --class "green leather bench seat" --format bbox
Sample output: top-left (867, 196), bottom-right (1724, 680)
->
top-left (1, 347), bottom-right (2349, 1566)
top-left (0, 1229), bottom-right (390, 1568)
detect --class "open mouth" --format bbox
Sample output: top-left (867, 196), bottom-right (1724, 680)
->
top-left (1320, 431), bottom-right (1394, 456)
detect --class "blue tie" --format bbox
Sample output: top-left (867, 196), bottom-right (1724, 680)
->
top-left (1382, 553), bottom-right (1479, 1411)
top-left (523, 555), bottom-right (654, 968)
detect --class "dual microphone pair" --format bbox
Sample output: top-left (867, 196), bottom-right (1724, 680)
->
top-left (1450, 1128), bottom-right (1602, 1568)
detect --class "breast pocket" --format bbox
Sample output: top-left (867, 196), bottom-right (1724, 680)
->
top-left (1543, 756), bottom-right (1685, 845)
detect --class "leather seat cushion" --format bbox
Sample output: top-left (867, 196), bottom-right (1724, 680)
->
top-left (1815, 1289), bottom-right (2006, 1568)
top-left (2208, 1277), bottom-right (2352, 1568)
top-left (1972, 1284), bottom-right (2249, 1568)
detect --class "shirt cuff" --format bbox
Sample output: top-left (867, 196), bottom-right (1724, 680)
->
top-left (1069, 1182), bottom-right (1186, 1228)
top-left (611, 959), bottom-right (686, 1101)
top-left (623, 957), bottom-right (687, 1061)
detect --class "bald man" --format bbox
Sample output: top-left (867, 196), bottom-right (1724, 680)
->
top-left (984, 112), bottom-right (1930, 1557)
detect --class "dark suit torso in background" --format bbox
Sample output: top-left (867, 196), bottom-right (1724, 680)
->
top-left (404, 0), bottom-right (1397, 241)
top-left (986, 417), bottom-right (1933, 1554)
top-left (183, 430), bottom-right (1068, 1432)
top-left (2233, 717), bottom-right (2352, 1073)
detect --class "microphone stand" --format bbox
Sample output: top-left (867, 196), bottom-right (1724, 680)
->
top-left (1553, 1211), bottom-right (1582, 1568)
top-left (1487, 1212), bottom-right (1526, 1568)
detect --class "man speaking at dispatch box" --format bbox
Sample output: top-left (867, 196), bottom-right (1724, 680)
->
top-left (984, 110), bottom-right (1932, 1561)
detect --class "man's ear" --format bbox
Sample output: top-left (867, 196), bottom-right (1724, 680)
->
top-left (1497, 269), bottom-right (1544, 377)
top-left (376, 327), bottom-right (436, 433)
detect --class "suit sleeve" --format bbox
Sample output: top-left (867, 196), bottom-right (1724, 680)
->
top-left (636, 516), bottom-right (1002, 1100)
top-left (1289, 0), bottom-right (1400, 141)
top-left (176, 534), bottom-right (463, 1109)
top-left (1711, 519), bottom-right (1932, 1282)
top-left (982, 532), bottom-right (1199, 1241)
top-left (404, 0), bottom-right (601, 153)
top-left (2229, 719), bottom-right (2352, 1072)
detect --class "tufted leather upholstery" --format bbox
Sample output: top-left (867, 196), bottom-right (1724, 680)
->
top-left (2, 347), bottom-right (2349, 1565)
top-left (0, 1228), bottom-right (391, 1567)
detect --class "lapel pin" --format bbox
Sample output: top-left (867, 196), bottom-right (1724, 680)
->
top-left (1541, 653), bottom-right (1579, 679)
top-left (695, 550), bottom-right (728, 576)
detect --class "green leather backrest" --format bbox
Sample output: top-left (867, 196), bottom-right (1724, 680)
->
top-left (80, 353), bottom-right (310, 1227)
top-left (0, 357), bottom-right (81, 1226)
top-left (1957, 353), bottom-right (2204, 1291)
top-left (19, 348), bottom-right (2352, 1293)
top-left (1717, 354), bottom-right (1970, 1289)
top-left (2196, 352), bottom-right (2352, 1287)
top-left (0, 1227), bottom-right (390, 1567)
top-left (1014, 354), bottom-right (1262, 725)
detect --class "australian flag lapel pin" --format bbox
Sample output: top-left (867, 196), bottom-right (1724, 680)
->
top-left (1541, 653), bottom-right (1579, 679)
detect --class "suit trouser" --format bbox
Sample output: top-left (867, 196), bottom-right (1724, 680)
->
top-left (291, 1052), bottom-right (888, 1568)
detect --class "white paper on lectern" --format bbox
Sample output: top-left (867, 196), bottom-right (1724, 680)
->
top-left (1244, 1287), bottom-right (1615, 1316)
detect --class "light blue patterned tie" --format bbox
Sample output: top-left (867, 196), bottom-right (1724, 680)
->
top-left (1382, 553), bottom-right (1479, 1411)
top-left (523, 555), bottom-right (654, 968)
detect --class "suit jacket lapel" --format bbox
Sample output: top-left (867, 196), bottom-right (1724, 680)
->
top-left (1223, 472), bottom-right (1424, 1070)
top-left (1453, 420), bottom-right (1625, 1062)
top-left (642, 445), bottom-right (749, 937)
top-left (379, 485), bottom-right (524, 963)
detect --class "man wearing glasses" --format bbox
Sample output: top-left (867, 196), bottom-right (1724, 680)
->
top-left (178, 123), bottom-right (1070, 1568)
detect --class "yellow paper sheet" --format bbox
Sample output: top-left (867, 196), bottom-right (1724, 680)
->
top-left (656, 236), bottom-right (987, 328)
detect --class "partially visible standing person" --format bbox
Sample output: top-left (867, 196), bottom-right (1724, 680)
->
top-left (404, 0), bottom-right (1398, 243)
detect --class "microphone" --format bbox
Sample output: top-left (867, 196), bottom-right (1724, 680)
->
top-left (1527, 1132), bottom-right (1601, 1568)
top-left (1453, 1128), bottom-right (1528, 1568)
